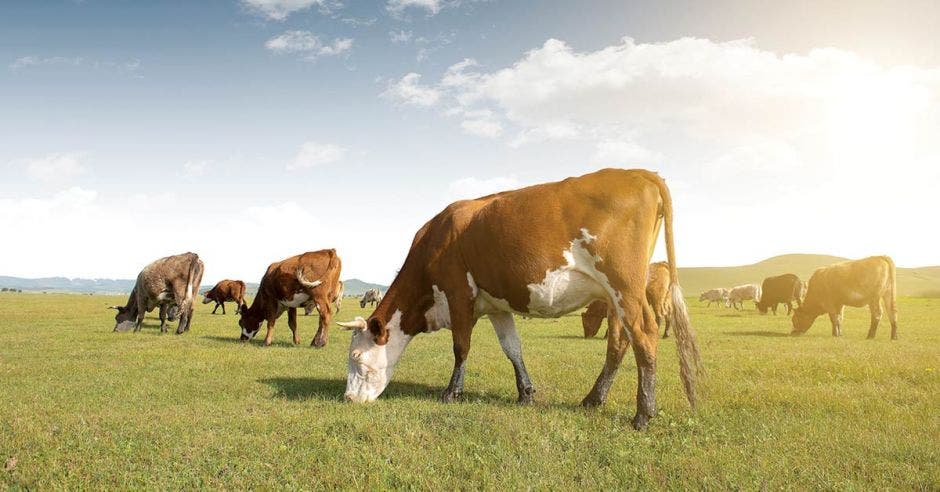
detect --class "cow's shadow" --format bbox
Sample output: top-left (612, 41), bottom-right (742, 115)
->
top-left (200, 335), bottom-right (307, 348)
top-left (259, 377), bottom-right (505, 404)
top-left (726, 330), bottom-right (790, 338)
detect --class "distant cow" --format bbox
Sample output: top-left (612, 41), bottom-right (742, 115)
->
top-left (726, 284), bottom-right (761, 310)
top-left (111, 252), bottom-right (204, 334)
top-left (792, 256), bottom-right (898, 339)
top-left (359, 288), bottom-right (382, 309)
top-left (202, 279), bottom-right (246, 315)
top-left (756, 274), bottom-right (804, 315)
top-left (239, 249), bottom-right (342, 347)
top-left (582, 262), bottom-right (673, 338)
top-left (699, 288), bottom-right (729, 307)
top-left (305, 279), bottom-right (344, 315)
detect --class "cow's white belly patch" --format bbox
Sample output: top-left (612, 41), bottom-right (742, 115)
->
top-left (157, 291), bottom-right (172, 302)
top-left (280, 292), bottom-right (310, 308)
top-left (526, 228), bottom-right (621, 321)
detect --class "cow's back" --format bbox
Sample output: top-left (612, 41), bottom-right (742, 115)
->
top-left (806, 256), bottom-right (894, 308)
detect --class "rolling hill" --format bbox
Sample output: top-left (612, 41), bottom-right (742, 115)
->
top-left (678, 254), bottom-right (940, 298)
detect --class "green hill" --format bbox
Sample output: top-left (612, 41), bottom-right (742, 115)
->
top-left (678, 254), bottom-right (940, 298)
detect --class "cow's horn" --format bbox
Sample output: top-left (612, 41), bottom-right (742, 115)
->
top-left (337, 317), bottom-right (367, 330)
top-left (296, 269), bottom-right (323, 289)
top-left (107, 305), bottom-right (121, 310)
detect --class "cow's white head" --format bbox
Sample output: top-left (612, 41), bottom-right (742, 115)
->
top-left (238, 308), bottom-right (262, 341)
top-left (337, 311), bottom-right (412, 403)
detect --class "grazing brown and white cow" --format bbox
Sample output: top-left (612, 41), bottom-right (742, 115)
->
top-left (726, 284), bottom-right (761, 310)
top-left (755, 273), bottom-right (803, 315)
top-left (791, 256), bottom-right (898, 339)
top-left (582, 262), bottom-right (673, 338)
top-left (305, 279), bottom-right (344, 315)
top-left (111, 252), bottom-right (204, 334)
top-left (202, 279), bottom-right (246, 315)
top-left (337, 169), bottom-right (702, 430)
top-left (698, 288), bottom-right (729, 307)
top-left (238, 250), bottom-right (342, 347)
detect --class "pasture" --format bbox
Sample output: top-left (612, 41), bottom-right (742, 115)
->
top-left (1, 292), bottom-right (938, 489)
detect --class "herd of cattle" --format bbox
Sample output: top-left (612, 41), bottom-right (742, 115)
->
top-left (107, 168), bottom-right (899, 430)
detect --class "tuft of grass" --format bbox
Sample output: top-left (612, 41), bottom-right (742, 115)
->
top-left (0, 293), bottom-right (937, 488)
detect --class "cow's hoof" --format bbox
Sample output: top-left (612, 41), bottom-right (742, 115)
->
top-left (311, 337), bottom-right (327, 348)
top-left (440, 389), bottom-right (462, 403)
top-left (631, 413), bottom-right (651, 431)
top-left (517, 388), bottom-right (535, 405)
top-left (581, 393), bottom-right (604, 408)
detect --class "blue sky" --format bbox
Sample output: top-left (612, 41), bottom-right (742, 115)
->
top-left (2, 0), bottom-right (939, 284)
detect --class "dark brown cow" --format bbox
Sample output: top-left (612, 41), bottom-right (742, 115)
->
top-left (582, 261), bottom-right (673, 338)
top-left (238, 249), bottom-right (342, 347)
top-left (756, 273), bottom-right (803, 315)
top-left (111, 252), bottom-right (204, 334)
top-left (791, 256), bottom-right (898, 339)
top-left (337, 169), bottom-right (702, 430)
top-left (202, 279), bottom-right (247, 315)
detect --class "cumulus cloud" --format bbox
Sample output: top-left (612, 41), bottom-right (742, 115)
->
top-left (265, 31), bottom-right (353, 59)
top-left (382, 73), bottom-right (441, 106)
top-left (242, 0), bottom-right (339, 20)
top-left (288, 142), bottom-right (347, 170)
top-left (387, 0), bottom-right (442, 17)
top-left (448, 176), bottom-right (521, 200)
top-left (460, 114), bottom-right (502, 137)
top-left (389, 30), bottom-right (413, 44)
top-left (18, 152), bottom-right (87, 183)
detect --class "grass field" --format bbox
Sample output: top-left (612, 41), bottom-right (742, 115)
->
top-left (1, 292), bottom-right (938, 489)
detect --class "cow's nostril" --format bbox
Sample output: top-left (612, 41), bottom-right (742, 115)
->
top-left (344, 393), bottom-right (353, 402)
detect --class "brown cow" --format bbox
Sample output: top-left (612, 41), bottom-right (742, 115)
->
top-left (112, 252), bottom-right (204, 334)
top-left (791, 256), bottom-right (898, 339)
top-left (582, 262), bottom-right (673, 338)
top-left (238, 250), bottom-right (342, 347)
top-left (305, 279), bottom-right (344, 316)
top-left (202, 279), bottom-right (246, 315)
top-left (337, 169), bottom-right (702, 430)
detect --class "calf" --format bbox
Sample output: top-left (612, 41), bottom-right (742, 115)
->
top-left (582, 262), bottom-right (673, 338)
top-left (111, 252), bottom-right (204, 334)
top-left (202, 279), bottom-right (246, 315)
top-left (792, 256), bottom-right (898, 339)
top-left (756, 273), bottom-right (803, 315)
top-left (726, 284), bottom-right (761, 310)
top-left (238, 249), bottom-right (342, 347)
top-left (698, 288), bottom-right (729, 307)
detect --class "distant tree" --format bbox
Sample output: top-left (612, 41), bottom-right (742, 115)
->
top-left (1, 288), bottom-right (8, 292)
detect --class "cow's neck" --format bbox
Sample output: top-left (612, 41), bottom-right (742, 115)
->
top-left (370, 271), bottom-right (433, 338)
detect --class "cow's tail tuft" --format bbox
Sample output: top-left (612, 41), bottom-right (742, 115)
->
top-left (651, 174), bottom-right (704, 408)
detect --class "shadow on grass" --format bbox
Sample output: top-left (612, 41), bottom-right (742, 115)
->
top-left (725, 330), bottom-right (790, 338)
top-left (200, 335), bottom-right (310, 348)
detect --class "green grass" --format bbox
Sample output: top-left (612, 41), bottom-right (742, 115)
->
top-left (1, 292), bottom-right (938, 489)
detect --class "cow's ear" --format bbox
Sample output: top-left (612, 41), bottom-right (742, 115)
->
top-left (368, 317), bottom-right (388, 345)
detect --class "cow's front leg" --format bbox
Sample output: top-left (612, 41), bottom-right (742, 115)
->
top-left (489, 313), bottom-right (535, 404)
top-left (310, 299), bottom-right (330, 348)
top-left (829, 308), bottom-right (843, 337)
top-left (220, 302), bottom-right (226, 315)
top-left (263, 319), bottom-right (277, 346)
top-left (211, 302), bottom-right (220, 315)
top-left (158, 304), bottom-right (169, 333)
top-left (442, 317), bottom-right (474, 403)
top-left (134, 310), bottom-right (145, 333)
top-left (287, 307), bottom-right (300, 344)
top-left (582, 304), bottom-right (629, 408)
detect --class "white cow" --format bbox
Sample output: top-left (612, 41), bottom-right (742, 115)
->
top-left (727, 284), bottom-right (762, 310)
top-left (698, 288), bottom-right (730, 308)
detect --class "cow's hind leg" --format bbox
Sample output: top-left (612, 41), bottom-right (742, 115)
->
top-left (489, 312), bottom-right (535, 404)
top-left (310, 298), bottom-right (331, 348)
top-left (287, 307), bottom-right (300, 345)
top-left (629, 299), bottom-right (659, 430)
top-left (582, 303), bottom-right (630, 408)
top-left (867, 301), bottom-right (883, 339)
top-left (884, 294), bottom-right (899, 340)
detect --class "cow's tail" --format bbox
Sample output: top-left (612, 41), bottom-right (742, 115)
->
top-left (651, 173), bottom-right (704, 408)
top-left (184, 254), bottom-right (204, 309)
top-left (884, 256), bottom-right (898, 316)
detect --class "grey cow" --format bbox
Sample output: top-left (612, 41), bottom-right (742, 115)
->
top-left (359, 288), bottom-right (382, 309)
top-left (699, 288), bottom-right (730, 307)
top-left (111, 252), bottom-right (204, 334)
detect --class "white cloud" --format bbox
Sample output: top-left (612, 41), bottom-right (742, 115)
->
top-left (460, 117), bottom-right (502, 138)
top-left (387, 0), bottom-right (442, 17)
top-left (389, 30), bottom-right (413, 44)
top-left (265, 31), bottom-right (353, 59)
top-left (382, 73), bottom-right (441, 107)
top-left (448, 176), bottom-right (521, 200)
top-left (9, 56), bottom-right (82, 71)
top-left (592, 140), bottom-right (662, 166)
top-left (9, 56), bottom-right (141, 76)
top-left (242, 0), bottom-right (339, 20)
top-left (288, 142), bottom-right (347, 170)
top-left (19, 152), bottom-right (87, 183)
top-left (181, 160), bottom-right (211, 178)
